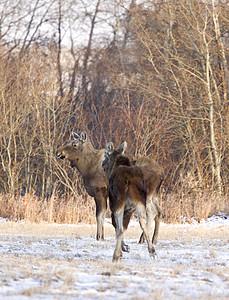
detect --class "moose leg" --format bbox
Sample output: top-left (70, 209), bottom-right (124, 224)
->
top-left (113, 210), bottom-right (124, 261)
top-left (139, 195), bottom-right (154, 245)
top-left (139, 194), bottom-right (161, 245)
top-left (94, 193), bottom-right (107, 241)
top-left (138, 232), bottom-right (145, 244)
top-left (152, 197), bottom-right (162, 245)
top-left (121, 207), bottom-right (135, 252)
top-left (136, 204), bottom-right (157, 259)
top-left (111, 211), bottom-right (130, 253)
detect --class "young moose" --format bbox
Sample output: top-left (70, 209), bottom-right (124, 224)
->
top-left (103, 141), bottom-right (163, 261)
top-left (56, 131), bottom-right (108, 241)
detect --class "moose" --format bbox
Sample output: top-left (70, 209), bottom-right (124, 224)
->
top-left (56, 131), bottom-right (137, 251)
top-left (102, 141), bottom-right (164, 261)
top-left (56, 131), bottom-right (108, 241)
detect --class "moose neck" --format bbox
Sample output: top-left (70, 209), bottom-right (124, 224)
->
top-left (73, 142), bottom-right (105, 176)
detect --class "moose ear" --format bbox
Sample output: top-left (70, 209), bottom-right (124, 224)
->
top-left (72, 131), bottom-right (80, 141)
top-left (80, 131), bottom-right (87, 142)
top-left (118, 141), bottom-right (127, 155)
top-left (106, 142), bottom-right (114, 154)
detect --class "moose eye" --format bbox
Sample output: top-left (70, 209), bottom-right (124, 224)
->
top-left (72, 142), bottom-right (78, 149)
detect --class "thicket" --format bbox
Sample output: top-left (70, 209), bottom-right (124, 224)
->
top-left (0, 0), bottom-right (228, 223)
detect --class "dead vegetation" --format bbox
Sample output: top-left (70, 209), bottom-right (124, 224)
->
top-left (0, 191), bottom-right (228, 225)
top-left (161, 192), bottom-right (229, 223)
top-left (0, 193), bottom-right (96, 225)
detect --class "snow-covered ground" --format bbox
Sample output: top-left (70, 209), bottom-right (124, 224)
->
top-left (0, 216), bottom-right (228, 299)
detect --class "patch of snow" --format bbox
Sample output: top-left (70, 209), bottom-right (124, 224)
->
top-left (180, 213), bottom-right (229, 226)
top-left (0, 216), bottom-right (228, 299)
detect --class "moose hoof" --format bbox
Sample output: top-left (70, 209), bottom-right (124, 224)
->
top-left (96, 236), bottom-right (104, 241)
top-left (149, 248), bottom-right (157, 260)
top-left (112, 256), bottom-right (122, 262)
top-left (121, 241), bottom-right (130, 253)
top-left (150, 253), bottom-right (158, 261)
top-left (113, 252), bottom-right (122, 262)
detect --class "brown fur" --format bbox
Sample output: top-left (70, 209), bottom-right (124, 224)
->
top-left (103, 142), bottom-right (164, 261)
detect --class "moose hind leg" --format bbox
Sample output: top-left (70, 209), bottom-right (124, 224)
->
top-left (121, 207), bottom-right (135, 252)
top-left (111, 212), bottom-right (129, 253)
top-left (113, 210), bottom-right (124, 261)
top-left (152, 197), bottom-right (162, 245)
top-left (138, 232), bottom-right (145, 244)
top-left (136, 204), bottom-right (157, 259)
top-left (139, 195), bottom-right (155, 245)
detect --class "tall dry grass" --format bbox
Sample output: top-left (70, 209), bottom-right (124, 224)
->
top-left (0, 191), bottom-right (228, 224)
top-left (0, 193), bottom-right (96, 224)
top-left (162, 192), bottom-right (229, 223)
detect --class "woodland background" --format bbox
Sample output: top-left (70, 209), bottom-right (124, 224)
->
top-left (0, 0), bottom-right (228, 223)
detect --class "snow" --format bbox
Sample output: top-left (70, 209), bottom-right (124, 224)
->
top-left (0, 216), bottom-right (228, 299)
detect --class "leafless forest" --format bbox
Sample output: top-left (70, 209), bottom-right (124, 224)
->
top-left (0, 0), bottom-right (228, 223)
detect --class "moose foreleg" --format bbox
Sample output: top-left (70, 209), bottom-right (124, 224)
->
top-left (94, 193), bottom-right (107, 241)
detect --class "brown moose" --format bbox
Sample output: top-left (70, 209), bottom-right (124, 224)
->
top-left (56, 131), bottom-right (108, 241)
top-left (102, 141), bottom-right (164, 261)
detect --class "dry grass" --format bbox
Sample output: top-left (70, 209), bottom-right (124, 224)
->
top-left (162, 192), bottom-right (229, 223)
top-left (0, 193), bottom-right (96, 225)
top-left (0, 191), bottom-right (228, 225)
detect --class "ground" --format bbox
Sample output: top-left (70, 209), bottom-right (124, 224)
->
top-left (0, 216), bottom-right (228, 299)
